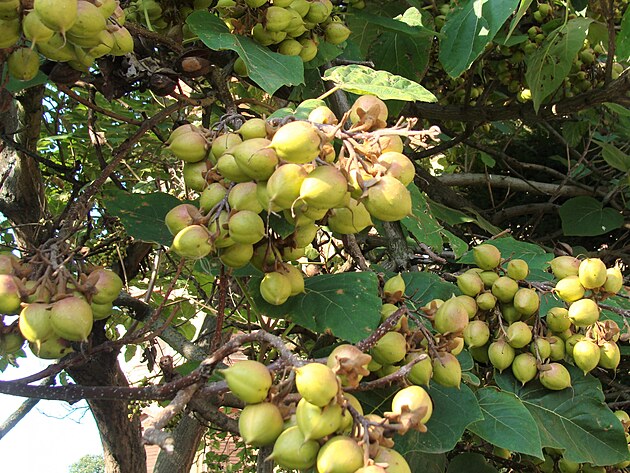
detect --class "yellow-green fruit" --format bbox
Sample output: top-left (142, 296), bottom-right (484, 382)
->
top-left (91, 301), bottom-right (113, 321)
top-left (270, 120), bottom-right (321, 163)
top-left (501, 303), bottom-right (521, 324)
top-left (572, 339), bottom-right (600, 374)
top-left (308, 106), bottom-right (338, 125)
top-left (406, 352), bottom-right (433, 386)
top-left (391, 385), bottom-right (433, 424)
top-left (0, 275), bottom-right (22, 314)
top-left (555, 275), bottom-right (585, 303)
top-left (219, 243), bottom-right (254, 268)
top-left (473, 244), bottom-right (501, 270)
top-left (212, 133), bottom-right (243, 159)
top-left (298, 37), bottom-right (318, 62)
top-left (278, 263), bottom-right (305, 296)
top-left (199, 183), bottom-right (228, 213)
top-left (479, 270), bottom-right (500, 288)
top-left (208, 211), bottom-right (233, 248)
top-left (433, 297), bottom-right (469, 334)
top-left (50, 296), bottom-right (93, 342)
top-left (491, 276), bottom-right (519, 303)
top-left (278, 38), bottom-right (302, 55)
top-left (456, 272), bottom-right (484, 297)
top-left (296, 398), bottom-right (343, 440)
top-left (0, 0), bottom-right (19, 21)
top-left (324, 21), bottom-right (351, 45)
top-left (295, 362), bottom-right (339, 407)
top-left (565, 333), bottom-right (585, 358)
top-left (539, 363), bottom-right (571, 390)
top-left (216, 152), bottom-right (250, 182)
top-left (327, 198), bottom-right (372, 234)
top-left (550, 256), bottom-right (580, 279)
top-left (456, 294), bottom-right (478, 319)
top-left (220, 360), bottom-right (272, 403)
top-left (67, 1), bottom-right (107, 44)
top-left (603, 267), bottom-right (623, 294)
top-left (298, 165), bottom-right (348, 210)
top-left (548, 336), bottom-right (565, 361)
top-left (231, 138), bottom-right (278, 181)
top-left (0, 332), bottom-right (24, 355)
top-left (0, 18), bottom-right (20, 49)
top-left (598, 340), bottom-right (620, 370)
top-left (88, 268), bottom-right (123, 304)
top-left (507, 259), bottom-right (529, 280)
top-left (338, 392), bottom-right (363, 432)
top-left (568, 298), bottom-right (599, 327)
top-left (476, 292), bottom-right (497, 311)
top-left (317, 436), bottom-right (364, 473)
top-left (349, 95), bottom-right (388, 125)
top-left (168, 130), bottom-right (208, 162)
top-left (383, 273), bottom-right (405, 300)
top-left (228, 210), bottom-right (266, 245)
top-left (29, 336), bottom-right (73, 359)
top-left (512, 352), bottom-right (538, 385)
top-left (507, 321), bottom-right (533, 349)
top-left (463, 320), bottom-right (490, 348)
top-left (373, 447), bottom-right (412, 473)
top-left (172, 225), bottom-right (213, 259)
top-left (364, 175), bottom-right (412, 221)
top-left (182, 160), bottom-right (208, 191)
top-left (227, 182), bottom-right (262, 213)
top-left (266, 163), bottom-right (308, 210)
top-left (558, 458), bottom-right (581, 473)
top-left (265, 5), bottom-right (293, 31)
top-left (377, 151), bottom-right (415, 186)
top-left (546, 307), bottom-right (571, 333)
top-left (530, 337), bottom-right (551, 359)
top-left (34, 0), bottom-right (78, 32)
top-left (513, 288), bottom-right (540, 316)
top-left (109, 25), bottom-right (134, 55)
top-left (7, 48), bottom-right (40, 81)
top-left (267, 426), bottom-right (319, 470)
top-left (239, 402), bottom-right (284, 446)
top-left (488, 339), bottom-right (516, 372)
top-left (260, 271), bottom-right (292, 305)
top-left (578, 258), bottom-right (607, 289)
top-left (18, 303), bottom-right (53, 343)
top-left (432, 352), bottom-right (462, 388)
top-left (371, 331), bottom-right (407, 365)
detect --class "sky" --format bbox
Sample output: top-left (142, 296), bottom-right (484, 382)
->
top-left (0, 355), bottom-right (103, 473)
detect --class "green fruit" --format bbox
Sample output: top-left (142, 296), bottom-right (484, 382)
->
top-left (245, 0), bottom-right (266, 7)
top-left (50, 296), bottom-right (93, 342)
top-left (67, 1), bottom-right (107, 43)
top-left (476, 292), bottom-right (497, 311)
top-left (86, 268), bottom-right (123, 304)
top-left (199, 183), bottom-right (228, 212)
top-left (172, 225), bottom-right (213, 259)
top-left (546, 307), bottom-right (571, 333)
top-left (267, 426), bottom-right (319, 470)
top-left (539, 363), bottom-right (571, 390)
top-left (578, 258), bottom-right (607, 289)
top-left (473, 244), bottom-right (501, 270)
top-left (296, 398), bottom-right (343, 440)
top-left (433, 297), bottom-right (469, 334)
top-left (0, 275), bottom-right (22, 314)
top-left (565, 333), bottom-right (585, 358)
top-left (182, 160), bottom-right (209, 191)
top-left (455, 294), bottom-right (478, 319)
top-left (512, 352), bottom-right (538, 385)
top-left (239, 402), bottom-right (284, 446)
top-left (22, 11), bottom-right (54, 45)
top-left (29, 336), bottom-right (73, 359)
top-left (530, 337), bottom-right (551, 359)
top-left (371, 331), bottom-right (407, 365)
top-left (305, 0), bottom-right (331, 23)
top-left (239, 119), bottom-right (269, 142)
top-left (0, 0), bottom-right (19, 20)
top-left (513, 288), bottom-right (539, 316)
top-left (479, 270), bottom-right (499, 288)
top-left (211, 132), bottom-right (243, 159)
top-left (90, 301), bottom-right (112, 321)
top-left (572, 339), bottom-right (600, 374)
top-left (327, 198), bottom-right (373, 234)
top-left (19, 303), bottom-right (53, 343)
top-left (216, 152), bottom-right (251, 182)
top-left (456, 272), bottom-right (484, 297)
top-left (506, 259), bottom-right (529, 280)
top-left (598, 340), bottom-right (620, 370)
top-left (488, 339), bottom-right (515, 372)
top-left (0, 332), bottom-right (24, 355)
top-left (266, 163), bottom-right (308, 210)
top-left (555, 275), bottom-right (585, 303)
top-left (491, 276), bottom-right (519, 303)
top-left (219, 243), bottom-right (253, 268)
top-left (0, 18), bottom-right (20, 49)
top-left (278, 38), bottom-right (302, 55)
top-left (391, 385), bottom-right (433, 424)
top-left (0, 253), bottom-right (18, 275)
top-left (265, 6), bottom-right (293, 31)
top-left (463, 320), bottom-right (490, 348)
top-left (109, 25), bottom-right (134, 55)
top-left (603, 267), bottom-right (623, 294)
top-left (383, 273), bottom-right (405, 300)
top-left (251, 23), bottom-right (286, 46)
top-left (228, 210), bottom-right (266, 245)
top-left (292, 222), bottom-right (318, 247)
top-left (232, 138), bottom-right (278, 181)
top-left (168, 130), bottom-right (208, 162)
top-left (568, 298), bottom-right (599, 327)
top-left (34, 0), bottom-right (78, 32)
top-left (405, 352), bottom-right (433, 386)
top-left (501, 302), bottom-right (521, 324)
top-left (308, 106), bottom-right (338, 125)
top-left (548, 336), bottom-right (565, 361)
top-left (297, 165), bottom-right (348, 210)
top-left (260, 271), bottom-right (292, 305)
top-left (365, 176), bottom-right (412, 221)
top-left (317, 435), bottom-right (364, 473)
top-left (377, 151), bottom-right (415, 186)
top-left (324, 21), bottom-right (351, 44)
top-left (208, 211), bottom-right (233, 248)
top-left (506, 321), bottom-right (532, 348)
top-left (432, 352), bottom-right (462, 388)
top-left (373, 447), bottom-right (412, 473)
top-left (219, 360), bottom-right (272, 403)
top-left (558, 458), bottom-right (580, 473)
top-left (278, 263), bottom-right (304, 296)
top-left (349, 95), bottom-right (388, 126)
top-left (550, 256), bottom-right (580, 279)
top-left (295, 362), bottom-right (339, 407)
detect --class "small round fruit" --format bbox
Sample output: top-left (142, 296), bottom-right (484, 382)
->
top-left (7, 48), bottom-right (40, 81)
top-left (298, 165), bottom-right (348, 210)
top-left (349, 95), bottom-right (388, 126)
top-left (488, 339), bottom-right (516, 372)
top-left (550, 256), bottom-right (580, 279)
top-left (456, 272), bottom-right (484, 297)
top-left (603, 267), bottom-right (623, 294)
top-left (259, 271), bottom-right (292, 306)
top-left (598, 341), bottom-right (620, 370)
top-left (507, 259), bottom-right (529, 280)
top-left (270, 120), bottom-right (321, 163)
top-left (546, 307), bottom-right (571, 333)
top-left (296, 398), bottom-right (343, 440)
top-left (50, 296), bottom-right (93, 342)
top-left (512, 352), bottom-right (538, 385)
top-left (572, 339), bottom-right (600, 375)
top-left (373, 447), bottom-right (412, 473)
top-left (267, 426), bottom-right (319, 470)
top-left (555, 275), bottom-right (585, 303)
top-left (317, 436), bottom-right (364, 473)
top-left (295, 362), bottom-right (339, 407)
top-left (383, 273), bottom-right (405, 301)
top-left (539, 363), bottom-right (571, 390)
top-left (432, 352), bottom-right (462, 388)
top-left (172, 225), bottom-right (213, 259)
top-left (578, 258), bottom-right (607, 289)
top-left (406, 352), bottom-right (433, 386)
top-left (513, 288), bottom-right (540, 316)
top-left (473, 244), bottom-right (501, 270)
top-left (364, 176), bottom-right (412, 222)
top-left (0, 274), bottom-right (22, 314)
top-left (463, 320), bottom-right (490, 348)
top-left (391, 385), bottom-right (433, 424)
top-left (548, 336), bottom-right (566, 361)
top-left (219, 360), bottom-right (272, 404)
top-left (433, 297), bottom-right (469, 334)
top-left (568, 298), bottom-right (599, 327)
top-left (506, 321), bottom-right (533, 349)
top-left (239, 402), bottom-right (284, 446)
top-left (19, 303), bottom-right (54, 343)
top-left (371, 331), bottom-right (407, 365)
top-left (491, 276), bottom-right (519, 303)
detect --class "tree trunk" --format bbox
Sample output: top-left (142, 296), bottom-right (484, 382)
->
top-left (153, 413), bottom-right (205, 473)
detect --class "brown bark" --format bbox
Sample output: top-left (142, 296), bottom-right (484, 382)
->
top-left (152, 413), bottom-right (205, 473)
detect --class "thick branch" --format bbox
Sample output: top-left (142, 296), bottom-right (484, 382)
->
top-left (0, 375), bottom-right (54, 440)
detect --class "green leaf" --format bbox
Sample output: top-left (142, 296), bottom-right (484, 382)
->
top-left (495, 365), bottom-right (630, 465)
top-left (507, 0), bottom-right (534, 40)
top-left (559, 196), bottom-right (623, 236)
top-left (304, 41), bottom-right (344, 69)
top-left (5, 70), bottom-right (48, 93)
top-left (441, 229), bottom-right (469, 259)
top-left (401, 185), bottom-right (444, 251)
top-left (102, 190), bottom-right (181, 246)
top-left (468, 387), bottom-right (543, 459)
top-left (525, 18), bottom-right (592, 112)
top-left (439, 0), bottom-right (520, 77)
top-left (370, 29), bottom-right (432, 81)
top-left (401, 383), bottom-right (483, 453)
top-left (186, 11), bottom-right (303, 95)
top-left (348, 8), bottom-right (435, 37)
top-left (616, 7), bottom-right (630, 61)
top-left (250, 272), bottom-right (381, 343)
top-left (402, 272), bottom-right (459, 309)
top-left (594, 140), bottom-right (630, 172)
top-left (394, 445), bottom-right (447, 473)
top-left (323, 65), bottom-right (437, 102)
top-left (447, 453), bottom-right (499, 473)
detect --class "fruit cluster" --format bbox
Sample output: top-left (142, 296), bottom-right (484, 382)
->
top-left (0, 0), bottom-right (133, 81)
top-left (221, 346), bottom-right (432, 472)
top-left (164, 95), bottom-right (418, 306)
top-left (0, 251), bottom-right (123, 360)
top-left (430, 243), bottom-right (626, 391)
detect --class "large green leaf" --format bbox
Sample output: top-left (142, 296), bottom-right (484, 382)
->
top-left (559, 196), bottom-right (623, 237)
top-left (595, 140), bottom-right (630, 172)
top-left (395, 447), bottom-right (447, 473)
top-left (186, 11), bottom-right (303, 96)
top-left (322, 65), bottom-right (437, 102)
top-left (525, 18), bottom-right (592, 112)
top-left (102, 190), bottom-right (180, 246)
top-left (467, 387), bottom-right (543, 459)
top-left (250, 272), bottom-right (381, 343)
top-left (402, 272), bottom-right (459, 309)
top-left (447, 453), bottom-right (499, 473)
top-left (618, 6), bottom-right (630, 61)
top-left (495, 365), bottom-right (630, 466)
top-left (398, 383), bottom-right (483, 453)
top-left (401, 185), bottom-right (444, 251)
top-left (348, 8), bottom-right (435, 37)
top-left (439, 0), bottom-right (520, 77)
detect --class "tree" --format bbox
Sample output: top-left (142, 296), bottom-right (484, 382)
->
top-left (0, 1), bottom-right (629, 473)
top-left (69, 454), bottom-right (106, 473)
